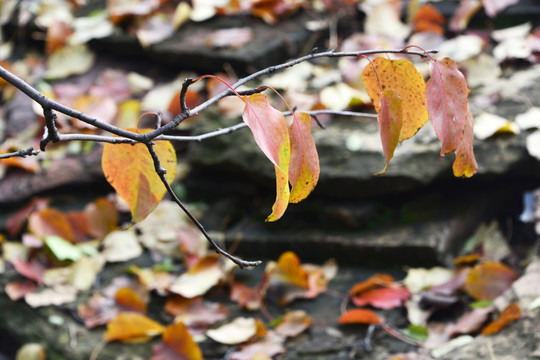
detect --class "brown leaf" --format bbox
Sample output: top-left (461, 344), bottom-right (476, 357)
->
top-left (464, 262), bottom-right (518, 300)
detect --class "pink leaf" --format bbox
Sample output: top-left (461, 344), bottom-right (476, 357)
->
top-left (426, 58), bottom-right (469, 156)
top-left (351, 286), bottom-right (410, 309)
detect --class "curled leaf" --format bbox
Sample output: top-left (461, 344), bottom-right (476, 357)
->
top-left (338, 308), bottom-right (383, 325)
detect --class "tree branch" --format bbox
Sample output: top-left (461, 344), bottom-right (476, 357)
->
top-left (0, 147), bottom-right (40, 159)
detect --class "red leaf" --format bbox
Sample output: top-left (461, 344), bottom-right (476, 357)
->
top-left (338, 308), bottom-right (383, 325)
top-left (242, 93), bottom-right (291, 221)
top-left (351, 286), bottom-right (410, 309)
top-left (151, 322), bottom-right (203, 360)
top-left (6, 198), bottom-right (48, 237)
top-left (376, 89), bottom-right (403, 175)
top-left (464, 261), bottom-right (518, 300)
top-left (426, 58), bottom-right (469, 156)
top-left (288, 112), bottom-right (319, 203)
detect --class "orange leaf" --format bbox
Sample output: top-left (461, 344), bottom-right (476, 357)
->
top-left (453, 253), bottom-right (481, 266)
top-left (115, 287), bottom-right (147, 313)
top-left (349, 273), bottom-right (394, 296)
top-left (362, 57), bottom-right (429, 141)
top-left (83, 197), bottom-right (118, 238)
top-left (242, 94), bottom-right (290, 221)
top-left (28, 207), bottom-right (75, 243)
top-left (270, 251), bottom-right (309, 289)
top-left (481, 303), bottom-right (521, 335)
top-left (413, 4), bottom-right (445, 35)
top-left (46, 21), bottom-right (73, 54)
top-left (375, 89), bottom-right (403, 175)
top-left (101, 128), bottom-right (177, 223)
top-left (151, 322), bottom-right (203, 360)
top-left (464, 261), bottom-right (518, 300)
top-left (452, 106), bottom-right (478, 177)
top-left (338, 308), bottom-right (383, 325)
top-left (288, 112), bottom-right (319, 203)
top-left (104, 312), bottom-right (164, 342)
top-left (426, 58), bottom-right (469, 156)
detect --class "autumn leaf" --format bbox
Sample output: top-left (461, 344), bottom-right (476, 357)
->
top-left (268, 251), bottom-right (309, 291)
top-left (164, 296), bottom-right (228, 329)
top-left (242, 93), bottom-right (290, 221)
top-left (351, 286), bottom-right (410, 309)
top-left (12, 258), bottom-right (45, 285)
top-left (426, 58), bottom-right (469, 156)
top-left (464, 261), bottom-right (518, 300)
top-left (288, 112), bottom-right (319, 203)
top-left (151, 322), bottom-right (203, 360)
top-left (206, 317), bottom-right (265, 345)
top-left (115, 287), bottom-right (147, 313)
top-left (412, 4), bottom-right (445, 35)
top-left (274, 310), bottom-right (312, 338)
top-left (338, 309), bottom-right (383, 325)
top-left (104, 312), bottom-right (164, 342)
top-left (452, 106), bottom-right (478, 177)
top-left (362, 57), bottom-right (429, 141)
top-left (375, 89), bottom-right (403, 175)
top-left (83, 197), bottom-right (118, 238)
top-left (481, 303), bottom-right (521, 335)
top-left (101, 128), bottom-right (177, 223)
top-left (350, 273), bottom-right (394, 295)
top-left (28, 207), bottom-right (75, 243)
top-left (170, 255), bottom-right (224, 298)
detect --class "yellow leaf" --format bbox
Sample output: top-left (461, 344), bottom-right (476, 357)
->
top-left (288, 112), bottom-right (319, 203)
top-left (362, 57), bottom-right (428, 141)
top-left (101, 128), bottom-right (176, 223)
top-left (104, 312), bottom-right (164, 342)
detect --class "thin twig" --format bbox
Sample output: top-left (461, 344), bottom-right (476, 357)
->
top-left (145, 143), bottom-right (261, 268)
top-left (0, 146), bottom-right (39, 159)
top-left (190, 48), bottom-right (438, 115)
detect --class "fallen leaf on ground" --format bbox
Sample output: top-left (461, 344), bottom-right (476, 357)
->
top-left (465, 261), bottom-right (518, 300)
top-left (102, 229), bottom-right (143, 262)
top-left (206, 317), bottom-right (264, 345)
top-left (481, 303), bottom-right (521, 335)
top-left (28, 207), bottom-right (75, 243)
top-left (274, 310), bottom-right (312, 337)
top-left (25, 285), bottom-right (77, 308)
top-left (229, 332), bottom-right (285, 360)
top-left (165, 296), bottom-right (228, 330)
top-left (351, 286), bottom-right (410, 309)
top-left (151, 322), bottom-right (203, 360)
top-left (338, 308), bottom-right (383, 325)
top-left (5, 280), bottom-right (36, 301)
top-left (115, 287), bottom-right (148, 313)
top-left (404, 267), bottom-right (455, 293)
top-left (170, 255), bottom-right (224, 298)
top-left (104, 312), bottom-right (164, 342)
top-left (350, 273), bottom-right (394, 295)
